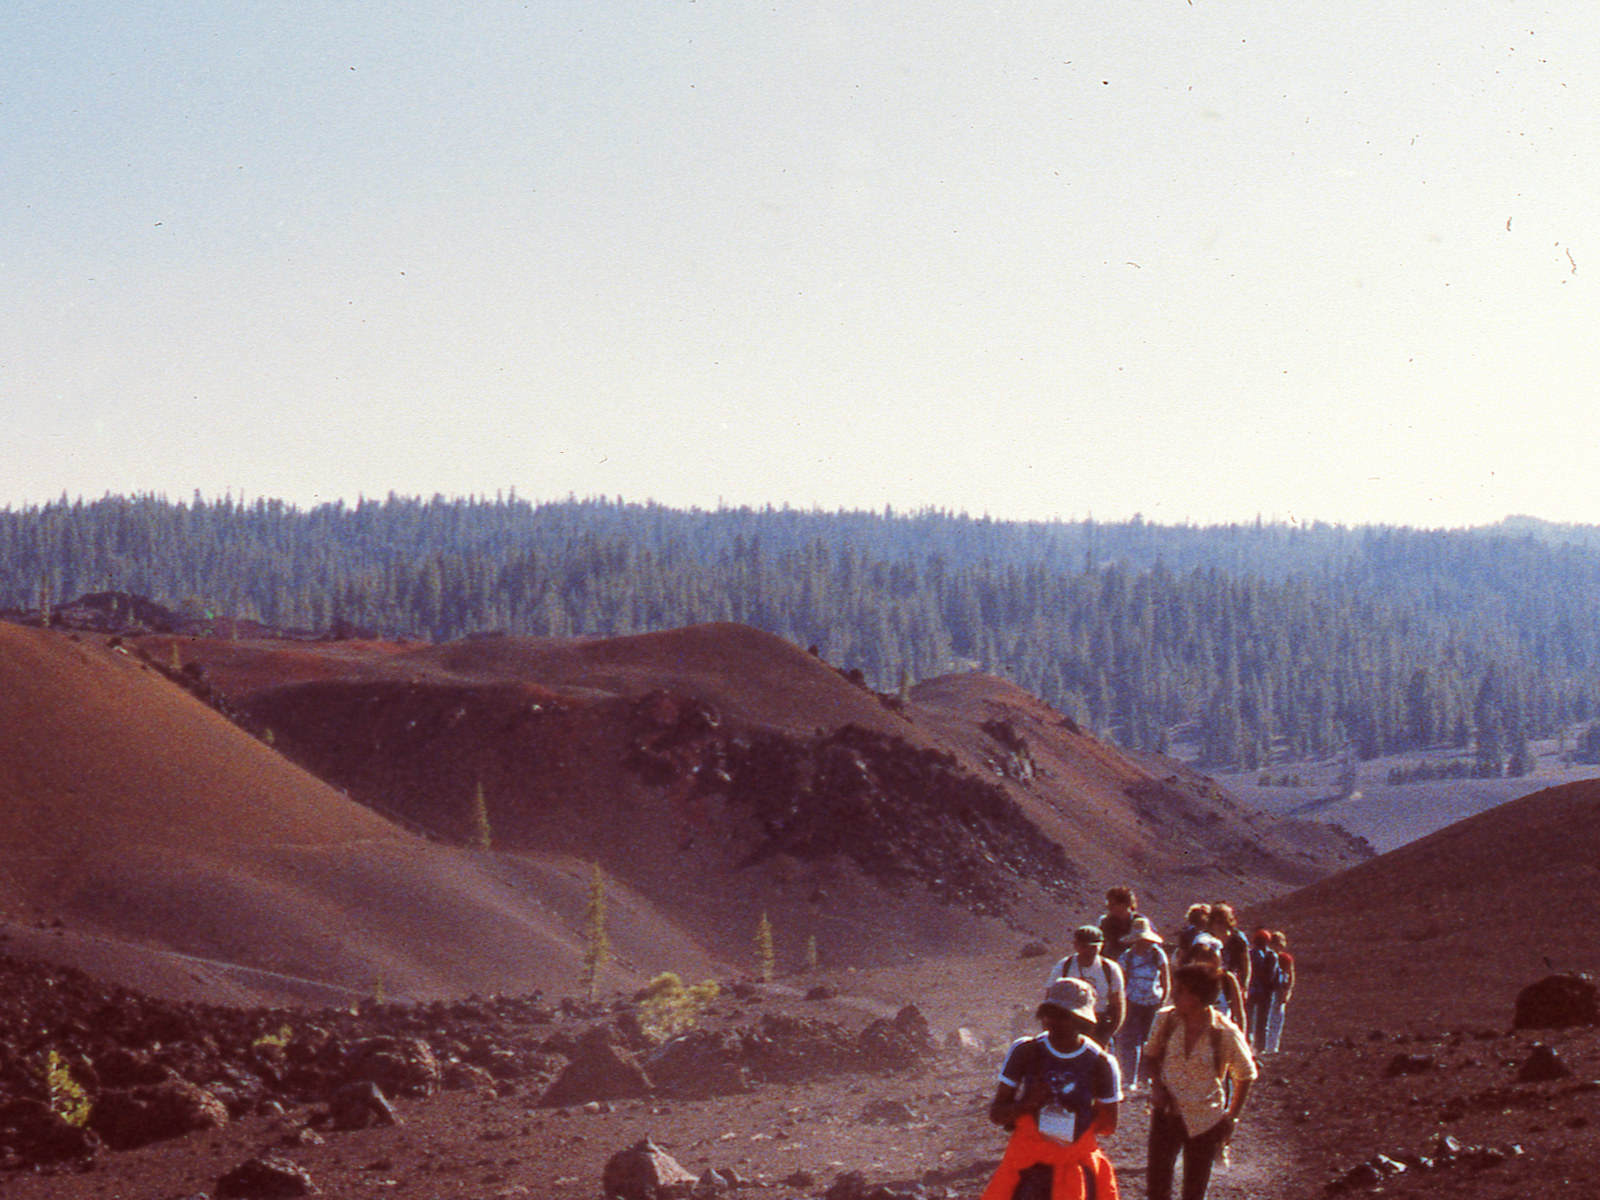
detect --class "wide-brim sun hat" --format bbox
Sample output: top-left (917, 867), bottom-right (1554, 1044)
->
top-left (1038, 977), bottom-right (1097, 1023)
top-left (1128, 916), bottom-right (1163, 943)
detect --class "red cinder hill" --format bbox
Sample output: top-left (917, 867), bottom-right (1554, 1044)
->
top-left (1251, 777), bottom-right (1600, 1032)
top-left (0, 622), bottom-right (715, 1004)
top-left (138, 622), bottom-right (1367, 982)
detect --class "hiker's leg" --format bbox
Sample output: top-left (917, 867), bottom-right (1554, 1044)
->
top-left (1119, 1002), bottom-right (1155, 1085)
top-left (1178, 1119), bottom-right (1230, 1200)
top-left (1266, 995), bottom-right (1286, 1053)
top-left (1145, 1103), bottom-right (1184, 1200)
top-left (1247, 995), bottom-right (1272, 1052)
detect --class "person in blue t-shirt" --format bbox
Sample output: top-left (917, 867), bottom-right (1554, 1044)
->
top-left (991, 977), bottom-right (1123, 1144)
top-left (986, 977), bottom-right (1122, 1200)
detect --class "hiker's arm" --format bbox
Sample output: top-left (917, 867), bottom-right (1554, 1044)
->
top-left (1141, 1046), bottom-right (1171, 1107)
top-left (1091, 1099), bottom-right (1118, 1137)
top-left (988, 1078), bottom-right (1048, 1128)
top-left (1221, 1077), bottom-right (1252, 1132)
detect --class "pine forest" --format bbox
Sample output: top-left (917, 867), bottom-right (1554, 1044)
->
top-left (7, 493), bottom-right (1600, 773)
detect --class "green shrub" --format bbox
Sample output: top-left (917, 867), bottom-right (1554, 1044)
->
top-left (638, 973), bottom-right (719, 1041)
top-left (251, 1023), bottom-right (294, 1050)
top-left (44, 1051), bottom-right (91, 1128)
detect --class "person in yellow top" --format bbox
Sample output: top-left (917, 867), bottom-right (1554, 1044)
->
top-left (1138, 964), bottom-right (1256, 1200)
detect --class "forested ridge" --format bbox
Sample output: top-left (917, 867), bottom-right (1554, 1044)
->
top-left (6, 492), bottom-right (1600, 770)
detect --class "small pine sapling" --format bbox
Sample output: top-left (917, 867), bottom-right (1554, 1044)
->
top-left (469, 780), bottom-right (493, 851)
top-left (804, 933), bottom-right (819, 972)
top-left (755, 912), bottom-right (775, 983)
top-left (582, 862), bottom-right (611, 1002)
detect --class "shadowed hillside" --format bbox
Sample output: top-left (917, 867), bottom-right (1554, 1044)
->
top-left (144, 622), bottom-right (1369, 972)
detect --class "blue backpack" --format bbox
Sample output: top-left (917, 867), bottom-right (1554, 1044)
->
top-left (1248, 945), bottom-right (1282, 997)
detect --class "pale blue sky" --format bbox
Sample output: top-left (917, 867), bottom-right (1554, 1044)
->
top-left (4, 2), bottom-right (1597, 527)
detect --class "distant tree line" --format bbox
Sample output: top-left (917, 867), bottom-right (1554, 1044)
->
top-left (5, 492), bottom-right (1600, 771)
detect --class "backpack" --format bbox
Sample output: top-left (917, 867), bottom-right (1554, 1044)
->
top-left (1247, 946), bottom-right (1280, 998)
top-left (1223, 929), bottom-right (1250, 977)
top-left (1271, 951), bottom-right (1292, 993)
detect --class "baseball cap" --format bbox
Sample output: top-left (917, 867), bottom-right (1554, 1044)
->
top-left (1073, 924), bottom-right (1104, 944)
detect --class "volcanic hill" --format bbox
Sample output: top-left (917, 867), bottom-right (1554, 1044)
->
top-left (1252, 776), bottom-right (1600, 1032)
top-left (127, 621), bottom-right (1368, 981)
top-left (0, 621), bottom-right (714, 1004)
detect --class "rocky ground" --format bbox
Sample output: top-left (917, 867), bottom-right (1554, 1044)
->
top-left (3, 947), bottom-right (1599, 1200)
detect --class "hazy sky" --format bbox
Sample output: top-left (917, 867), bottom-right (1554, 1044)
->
top-left (4, 2), bottom-right (1597, 528)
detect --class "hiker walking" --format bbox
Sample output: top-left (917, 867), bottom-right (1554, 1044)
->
top-left (1207, 904), bottom-right (1251, 997)
top-left (984, 977), bottom-right (1122, 1200)
top-left (1184, 943), bottom-right (1245, 1037)
top-left (1050, 925), bottom-right (1126, 1049)
top-left (1140, 964), bottom-right (1256, 1200)
top-left (1115, 917), bottom-right (1169, 1092)
top-left (1244, 930), bottom-right (1282, 1054)
top-left (1098, 887), bottom-right (1139, 961)
top-left (1173, 904), bottom-right (1211, 966)
top-left (1264, 931), bottom-right (1295, 1054)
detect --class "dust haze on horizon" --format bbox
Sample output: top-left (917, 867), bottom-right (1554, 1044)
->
top-left (5, 3), bottom-right (1599, 533)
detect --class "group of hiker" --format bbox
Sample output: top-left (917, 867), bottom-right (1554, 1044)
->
top-left (983, 889), bottom-right (1297, 1200)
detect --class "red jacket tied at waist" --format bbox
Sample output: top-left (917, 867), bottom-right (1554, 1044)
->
top-left (981, 1114), bottom-right (1119, 1200)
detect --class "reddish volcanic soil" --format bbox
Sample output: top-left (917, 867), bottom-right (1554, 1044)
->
top-left (8, 615), bottom-right (1599, 1197)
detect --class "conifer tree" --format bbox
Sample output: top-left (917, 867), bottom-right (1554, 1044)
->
top-left (755, 912), bottom-right (775, 983)
top-left (582, 863), bottom-right (610, 1002)
top-left (468, 780), bottom-right (493, 851)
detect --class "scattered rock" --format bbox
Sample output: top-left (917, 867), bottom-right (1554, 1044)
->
top-left (644, 1031), bottom-right (750, 1099)
top-left (1513, 974), bottom-right (1598, 1029)
top-left (826, 1171), bottom-right (871, 1200)
top-left (541, 1035), bottom-right (654, 1107)
top-left (342, 1036), bottom-right (441, 1098)
top-left (0, 1097), bottom-right (102, 1165)
top-left (1335, 1161), bottom-right (1383, 1191)
top-left (441, 1061), bottom-right (498, 1092)
top-left (216, 1154), bottom-right (317, 1198)
top-left (326, 1081), bottom-right (399, 1130)
top-left (1383, 1053), bottom-right (1435, 1078)
top-left (1517, 1043), bottom-right (1573, 1083)
top-left (857, 1006), bottom-right (937, 1072)
top-left (90, 1079), bottom-right (229, 1151)
top-left (858, 1098), bottom-right (918, 1125)
top-left (1018, 942), bottom-right (1048, 959)
top-left (1372, 1154), bottom-right (1407, 1177)
top-left (600, 1135), bottom-right (698, 1200)
top-left (945, 1027), bottom-right (987, 1059)
top-left (93, 1045), bottom-right (179, 1088)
